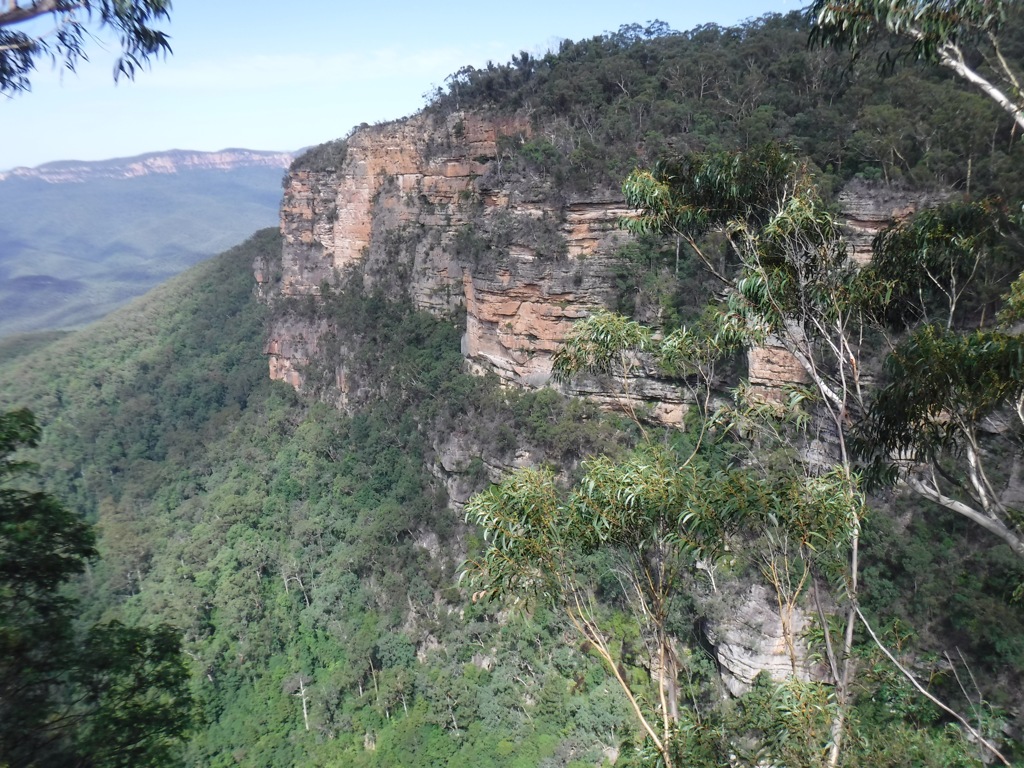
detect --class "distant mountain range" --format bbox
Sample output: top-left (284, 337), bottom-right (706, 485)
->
top-left (0, 148), bottom-right (294, 183)
top-left (0, 148), bottom-right (293, 337)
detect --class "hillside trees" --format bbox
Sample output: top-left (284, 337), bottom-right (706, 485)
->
top-left (1, 229), bottom-right (650, 765)
top-left (0, 408), bottom-right (192, 767)
top-left (463, 446), bottom-right (746, 767)
top-left (809, 0), bottom-right (1024, 132)
top-left (466, 128), bottom-right (1020, 761)
top-left (0, 0), bottom-right (171, 95)
top-left (807, 0), bottom-right (1024, 558)
top-left (429, 10), bottom-right (1023, 198)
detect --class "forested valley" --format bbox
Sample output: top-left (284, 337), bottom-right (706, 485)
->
top-left (2, 5), bottom-right (1024, 767)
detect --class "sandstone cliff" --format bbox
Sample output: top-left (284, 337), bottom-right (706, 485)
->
top-left (256, 114), bottom-right (934, 699)
top-left (259, 112), bottom-right (646, 413)
top-left (260, 117), bottom-right (935, 423)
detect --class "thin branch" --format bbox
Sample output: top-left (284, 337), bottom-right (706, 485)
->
top-left (0, 0), bottom-right (69, 28)
top-left (564, 590), bottom-right (669, 763)
top-left (902, 475), bottom-right (1024, 557)
top-left (854, 604), bottom-right (1010, 766)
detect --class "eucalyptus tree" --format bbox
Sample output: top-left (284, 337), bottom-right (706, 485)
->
top-left (0, 0), bottom-right (171, 95)
top-left (808, 0), bottom-right (1024, 563)
top-left (618, 143), bottom-right (881, 766)
top-left (809, 0), bottom-right (1024, 132)
top-left (463, 446), bottom-right (761, 767)
top-left (856, 200), bottom-right (1024, 558)
top-left (462, 437), bottom-right (876, 765)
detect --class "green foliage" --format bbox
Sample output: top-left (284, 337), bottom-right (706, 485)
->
top-left (867, 326), bottom-right (1024, 458)
top-left (430, 11), bottom-right (1023, 194)
top-left (73, 621), bottom-right (194, 768)
top-left (0, 1), bottom-right (171, 95)
top-left (611, 236), bottom-right (712, 329)
top-left (734, 674), bottom-right (837, 767)
top-left (0, 229), bottom-right (640, 766)
top-left (289, 139), bottom-right (349, 172)
top-left (1000, 269), bottom-right (1024, 326)
top-left (0, 409), bottom-right (192, 767)
top-left (622, 143), bottom-right (802, 241)
top-left (811, 0), bottom-right (1011, 57)
top-left (809, 0), bottom-right (1015, 75)
top-left (552, 310), bottom-right (653, 382)
top-left (867, 197), bottom-right (1017, 328)
top-left (0, 410), bottom-right (97, 760)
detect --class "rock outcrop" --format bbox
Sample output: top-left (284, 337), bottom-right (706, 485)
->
top-left (261, 115), bottom-right (943, 423)
top-left (261, 112), bottom-right (638, 412)
top-left (837, 180), bottom-right (942, 264)
top-left (707, 584), bottom-right (828, 696)
top-left (256, 113), bottom-right (936, 705)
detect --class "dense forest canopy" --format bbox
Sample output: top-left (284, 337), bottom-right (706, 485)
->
top-left (427, 9), bottom-right (1024, 197)
top-left (2, 4), bottom-right (1024, 766)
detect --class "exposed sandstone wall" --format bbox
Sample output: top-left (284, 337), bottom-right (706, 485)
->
top-left (262, 112), bottom-right (938, 418)
top-left (745, 182), bottom-right (940, 398)
top-left (707, 583), bottom-right (829, 696)
top-left (837, 181), bottom-right (942, 264)
top-left (261, 111), bottom-right (634, 403)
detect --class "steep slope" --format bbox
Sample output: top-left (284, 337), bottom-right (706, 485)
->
top-left (1, 11), bottom-right (1022, 766)
top-left (0, 232), bottom-right (636, 766)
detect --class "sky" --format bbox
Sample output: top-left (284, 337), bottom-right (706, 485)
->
top-left (2, 0), bottom-right (801, 171)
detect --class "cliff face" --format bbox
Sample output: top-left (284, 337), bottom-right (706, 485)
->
top-left (257, 114), bottom-right (925, 699)
top-left (836, 181), bottom-right (941, 264)
top-left (260, 117), bottom-right (934, 423)
top-left (260, 112), bottom-right (640, 411)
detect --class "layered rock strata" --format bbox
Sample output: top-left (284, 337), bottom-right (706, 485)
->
top-left (262, 115), bottom-right (937, 423)
top-left (257, 112), bottom-right (923, 703)
top-left (837, 181), bottom-right (942, 264)
top-left (261, 112), bottom-right (639, 412)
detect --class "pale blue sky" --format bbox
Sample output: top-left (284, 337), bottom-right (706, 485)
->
top-left (3, 0), bottom-right (800, 170)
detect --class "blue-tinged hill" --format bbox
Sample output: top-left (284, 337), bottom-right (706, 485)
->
top-left (0, 148), bottom-right (291, 337)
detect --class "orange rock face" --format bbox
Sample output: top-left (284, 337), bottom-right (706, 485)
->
top-left (263, 110), bottom-right (637, 407)
top-left (260, 114), bottom-right (932, 423)
top-left (747, 343), bottom-right (810, 402)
